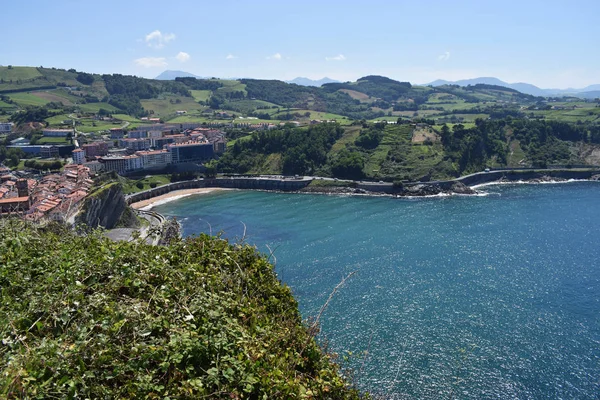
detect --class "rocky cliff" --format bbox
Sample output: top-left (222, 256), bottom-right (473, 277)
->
top-left (76, 182), bottom-right (139, 229)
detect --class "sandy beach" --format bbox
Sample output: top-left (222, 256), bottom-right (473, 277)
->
top-left (130, 188), bottom-right (229, 210)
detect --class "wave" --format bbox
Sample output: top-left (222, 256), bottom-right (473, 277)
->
top-left (472, 178), bottom-right (598, 189)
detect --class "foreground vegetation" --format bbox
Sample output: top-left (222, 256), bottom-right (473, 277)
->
top-left (0, 220), bottom-right (364, 399)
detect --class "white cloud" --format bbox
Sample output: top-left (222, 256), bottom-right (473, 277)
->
top-left (438, 51), bottom-right (451, 61)
top-left (266, 53), bottom-right (282, 60)
top-left (176, 51), bottom-right (190, 62)
top-left (145, 30), bottom-right (176, 49)
top-left (225, 54), bottom-right (237, 60)
top-left (134, 57), bottom-right (168, 68)
top-left (325, 54), bottom-right (346, 62)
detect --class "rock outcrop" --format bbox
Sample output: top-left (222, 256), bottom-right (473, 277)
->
top-left (76, 182), bottom-right (139, 229)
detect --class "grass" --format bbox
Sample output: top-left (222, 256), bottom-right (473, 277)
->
top-left (121, 174), bottom-right (172, 194)
top-left (141, 95), bottom-right (204, 118)
top-left (77, 121), bottom-right (124, 133)
top-left (45, 114), bottom-right (72, 126)
top-left (8, 92), bottom-right (51, 106)
top-left (190, 90), bottom-right (211, 102)
top-left (0, 66), bottom-right (42, 81)
top-left (0, 100), bottom-right (15, 108)
top-left (113, 114), bottom-right (143, 123)
top-left (330, 126), bottom-right (361, 153)
top-left (77, 102), bottom-right (119, 113)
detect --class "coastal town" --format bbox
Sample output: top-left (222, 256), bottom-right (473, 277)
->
top-left (0, 120), bottom-right (233, 220)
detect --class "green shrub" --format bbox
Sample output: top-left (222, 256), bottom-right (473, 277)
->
top-left (0, 220), bottom-right (364, 399)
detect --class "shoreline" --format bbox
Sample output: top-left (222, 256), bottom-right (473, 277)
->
top-left (130, 188), bottom-right (230, 211)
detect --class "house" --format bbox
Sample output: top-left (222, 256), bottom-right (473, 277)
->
top-left (0, 197), bottom-right (30, 213)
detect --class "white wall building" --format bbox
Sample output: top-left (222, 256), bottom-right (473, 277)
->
top-left (72, 148), bottom-right (86, 165)
top-left (136, 150), bottom-right (172, 169)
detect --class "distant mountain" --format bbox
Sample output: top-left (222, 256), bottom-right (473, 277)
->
top-left (424, 77), bottom-right (600, 98)
top-left (155, 70), bottom-right (203, 80)
top-left (286, 77), bottom-right (340, 87)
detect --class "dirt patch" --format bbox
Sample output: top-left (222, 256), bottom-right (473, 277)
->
top-left (411, 127), bottom-right (440, 144)
top-left (576, 143), bottom-right (600, 166)
top-left (339, 89), bottom-right (373, 102)
top-left (32, 91), bottom-right (73, 106)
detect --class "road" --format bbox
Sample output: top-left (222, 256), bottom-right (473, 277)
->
top-left (104, 209), bottom-right (164, 245)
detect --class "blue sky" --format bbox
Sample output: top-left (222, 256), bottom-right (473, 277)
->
top-left (2, 0), bottom-right (598, 88)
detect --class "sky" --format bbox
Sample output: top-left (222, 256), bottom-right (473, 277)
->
top-left (2, 0), bottom-right (599, 88)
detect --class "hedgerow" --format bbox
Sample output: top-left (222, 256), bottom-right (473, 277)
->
top-left (0, 220), bottom-right (364, 399)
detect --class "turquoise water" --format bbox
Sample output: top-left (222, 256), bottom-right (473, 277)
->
top-left (155, 183), bottom-right (600, 398)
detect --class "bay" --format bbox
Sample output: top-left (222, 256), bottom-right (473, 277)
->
top-left (155, 182), bottom-right (600, 398)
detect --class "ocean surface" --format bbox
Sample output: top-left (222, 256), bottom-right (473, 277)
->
top-left (155, 182), bottom-right (600, 399)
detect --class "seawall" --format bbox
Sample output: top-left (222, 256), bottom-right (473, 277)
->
top-left (126, 176), bottom-right (312, 204)
top-left (126, 169), bottom-right (600, 205)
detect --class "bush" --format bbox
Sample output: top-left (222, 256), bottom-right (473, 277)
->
top-left (149, 182), bottom-right (158, 188)
top-left (135, 181), bottom-right (144, 189)
top-left (0, 221), bottom-right (364, 399)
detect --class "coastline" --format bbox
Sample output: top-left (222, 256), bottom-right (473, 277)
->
top-left (130, 188), bottom-right (229, 211)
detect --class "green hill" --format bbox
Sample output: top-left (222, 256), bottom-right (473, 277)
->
top-left (0, 220), bottom-right (364, 399)
top-left (1, 65), bottom-right (598, 131)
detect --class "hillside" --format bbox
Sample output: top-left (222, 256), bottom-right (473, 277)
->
top-left (1, 65), bottom-right (599, 135)
top-left (0, 219), bottom-right (364, 399)
top-left (216, 118), bottom-right (600, 181)
top-left (425, 76), bottom-right (600, 98)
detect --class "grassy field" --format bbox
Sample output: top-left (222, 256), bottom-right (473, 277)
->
top-left (77, 102), bottom-right (120, 113)
top-left (113, 114), bottom-right (143, 123)
top-left (76, 119), bottom-right (124, 133)
top-left (8, 92), bottom-right (51, 107)
top-left (330, 125), bottom-right (361, 154)
top-left (0, 100), bottom-right (15, 108)
top-left (190, 90), bottom-right (211, 102)
top-left (45, 114), bottom-right (72, 126)
top-left (216, 80), bottom-right (247, 96)
top-left (141, 95), bottom-right (204, 118)
top-left (32, 89), bottom-right (80, 105)
top-left (268, 109), bottom-right (348, 123)
top-left (0, 66), bottom-right (42, 81)
top-left (166, 114), bottom-right (212, 124)
top-left (121, 175), bottom-right (172, 194)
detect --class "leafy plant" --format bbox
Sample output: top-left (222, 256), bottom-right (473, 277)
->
top-left (0, 220), bottom-right (365, 399)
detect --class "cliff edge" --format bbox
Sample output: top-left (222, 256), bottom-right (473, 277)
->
top-left (76, 182), bottom-right (139, 229)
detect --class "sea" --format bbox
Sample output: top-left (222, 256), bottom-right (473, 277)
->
top-left (154, 182), bottom-right (600, 399)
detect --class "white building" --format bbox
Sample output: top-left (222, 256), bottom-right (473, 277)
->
top-left (136, 150), bottom-right (172, 169)
top-left (72, 148), bottom-right (86, 164)
top-left (99, 155), bottom-right (142, 174)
